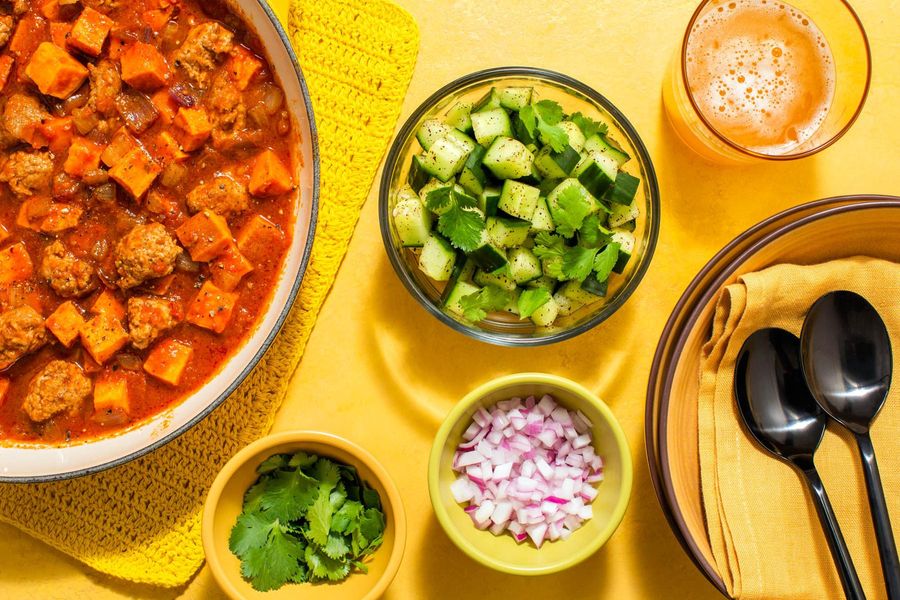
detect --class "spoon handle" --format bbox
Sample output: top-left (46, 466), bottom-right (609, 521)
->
top-left (803, 467), bottom-right (867, 600)
top-left (856, 432), bottom-right (900, 599)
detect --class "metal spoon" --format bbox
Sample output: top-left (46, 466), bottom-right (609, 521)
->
top-left (801, 291), bottom-right (899, 599)
top-left (736, 328), bottom-right (866, 600)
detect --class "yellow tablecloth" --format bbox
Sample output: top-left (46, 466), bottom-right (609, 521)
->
top-left (0, 1), bottom-right (896, 598)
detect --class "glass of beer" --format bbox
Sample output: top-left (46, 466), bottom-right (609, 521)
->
top-left (663, 0), bottom-right (870, 164)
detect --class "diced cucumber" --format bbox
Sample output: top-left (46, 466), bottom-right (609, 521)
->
top-left (397, 184), bottom-right (420, 206)
top-left (487, 216), bottom-right (531, 248)
top-left (573, 158), bottom-right (614, 199)
top-left (473, 87), bottom-right (502, 113)
top-left (542, 255), bottom-right (563, 278)
top-left (507, 247), bottom-right (542, 284)
top-left (533, 144), bottom-right (581, 179)
top-left (483, 137), bottom-right (534, 180)
top-left (530, 296), bottom-right (559, 327)
top-left (552, 290), bottom-right (582, 316)
top-left (445, 101), bottom-right (474, 132)
top-left (503, 287), bottom-right (522, 316)
top-left (512, 111), bottom-right (536, 145)
top-left (538, 177), bottom-right (562, 196)
top-left (468, 230), bottom-right (508, 272)
top-left (446, 129), bottom-right (476, 154)
top-left (419, 136), bottom-right (470, 182)
top-left (498, 179), bottom-right (540, 221)
top-left (458, 144), bottom-right (488, 197)
top-left (408, 155), bottom-right (430, 192)
top-left (580, 275), bottom-right (608, 297)
top-left (585, 133), bottom-right (630, 166)
top-left (608, 199), bottom-right (639, 228)
top-left (547, 179), bottom-right (600, 225)
top-left (478, 186), bottom-right (501, 217)
top-left (443, 280), bottom-right (480, 317)
top-left (585, 147), bottom-right (619, 183)
top-left (474, 268), bottom-right (517, 292)
top-left (417, 119), bottom-right (453, 151)
top-left (418, 178), bottom-right (454, 214)
top-left (471, 108), bottom-right (513, 147)
top-left (611, 229), bottom-right (635, 274)
top-left (392, 196), bottom-right (432, 247)
top-left (559, 121), bottom-right (586, 152)
top-left (605, 171), bottom-right (639, 206)
top-left (419, 234), bottom-right (457, 281)
top-left (526, 276), bottom-right (557, 292)
top-left (530, 196), bottom-right (555, 233)
top-left (558, 280), bottom-right (601, 306)
top-left (499, 87), bottom-right (533, 111)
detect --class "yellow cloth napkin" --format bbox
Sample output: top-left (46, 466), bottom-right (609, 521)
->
top-left (0, 0), bottom-right (417, 587)
top-left (699, 258), bottom-right (900, 600)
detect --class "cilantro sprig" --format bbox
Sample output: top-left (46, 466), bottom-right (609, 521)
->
top-left (425, 187), bottom-right (485, 252)
top-left (519, 99), bottom-right (570, 152)
top-left (459, 284), bottom-right (511, 322)
top-left (229, 452), bottom-right (386, 591)
top-left (569, 112), bottom-right (609, 139)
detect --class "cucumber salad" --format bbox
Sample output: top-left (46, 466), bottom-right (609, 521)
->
top-left (391, 85), bottom-right (640, 328)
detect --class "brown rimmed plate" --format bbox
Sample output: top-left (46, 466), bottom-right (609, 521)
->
top-left (645, 195), bottom-right (900, 595)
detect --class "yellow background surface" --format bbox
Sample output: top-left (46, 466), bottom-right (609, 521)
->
top-left (0, 0), bottom-right (897, 598)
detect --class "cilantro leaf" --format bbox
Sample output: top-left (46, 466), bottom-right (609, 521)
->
top-left (258, 454), bottom-right (289, 474)
top-left (260, 468), bottom-right (319, 522)
top-left (240, 523), bottom-right (305, 591)
top-left (570, 112), bottom-right (608, 138)
top-left (553, 186), bottom-right (593, 238)
top-left (459, 284), bottom-right (512, 322)
top-left (427, 187), bottom-right (484, 252)
top-left (288, 451), bottom-right (317, 469)
top-left (578, 214), bottom-right (612, 249)
top-left (533, 100), bottom-right (564, 125)
top-left (323, 533), bottom-right (350, 559)
top-left (537, 121), bottom-right (570, 152)
top-left (357, 508), bottom-right (386, 551)
top-left (532, 232), bottom-right (566, 259)
top-left (331, 500), bottom-right (362, 534)
top-left (362, 486), bottom-right (382, 511)
top-left (229, 511), bottom-right (278, 557)
top-left (305, 545), bottom-right (351, 582)
top-left (543, 256), bottom-right (564, 280)
top-left (242, 479), bottom-right (269, 513)
top-left (424, 186), bottom-right (453, 212)
top-left (312, 458), bottom-right (341, 494)
top-left (561, 246), bottom-right (599, 281)
top-left (593, 242), bottom-right (621, 283)
top-left (518, 288), bottom-right (552, 318)
top-left (307, 491), bottom-right (333, 546)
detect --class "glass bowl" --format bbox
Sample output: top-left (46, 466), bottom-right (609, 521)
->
top-left (378, 67), bottom-right (660, 346)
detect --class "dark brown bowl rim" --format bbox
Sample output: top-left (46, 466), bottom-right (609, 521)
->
top-left (645, 195), bottom-right (900, 596)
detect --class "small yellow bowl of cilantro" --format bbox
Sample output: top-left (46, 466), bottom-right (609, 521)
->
top-left (203, 431), bottom-right (406, 599)
top-left (379, 67), bottom-right (660, 346)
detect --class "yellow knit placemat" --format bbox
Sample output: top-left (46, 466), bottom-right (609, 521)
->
top-left (0, 0), bottom-right (418, 587)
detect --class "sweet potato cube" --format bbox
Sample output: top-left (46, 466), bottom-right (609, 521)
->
top-left (175, 209), bottom-right (232, 262)
top-left (152, 131), bottom-right (188, 164)
top-left (120, 42), bottom-right (169, 91)
top-left (25, 42), bottom-right (89, 99)
top-left (40, 117), bottom-right (73, 154)
top-left (9, 15), bottom-right (45, 58)
top-left (143, 338), bottom-right (193, 385)
top-left (64, 136), bottom-right (105, 178)
top-left (109, 147), bottom-right (161, 198)
top-left (227, 47), bottom-right (263, 91)
top-left (0, 224), bottom-right (10, 244)
top-left (0, 55), bottom-right (14, 91)
top-left (93, 371), bottom-right (130, 414)
top-left (0, 242), bottom-right (33, 284)
top-left (40, 0), bottom-right (60, 21)
top-left (0, 377), bottom-right (9, 406)
top-left (16, 197), bottom-right (50, 231)
top-left (172, 107), bottom-right (211, 152)
top-left (80, 312), bottom-right (129, 364)
top-left (151, 89), bottom-right (178, 124)
top-left (210, 243), bottom-right (253, 291)
top-left (101, 127), bottom-right (137, 167)
top-left (91, 288), bottom-right (126, 321)
top-left (68, 7), bottom-right (114, 57)
top-left (45, 300), bottom-right (86, 347)
top-left (186, 281), bottom-right (238, 334)
top-left (50, 22), bottom-right (72, 49)
top-left (249, 150), bottom-right (293, 197)
top-left (236, 215), bottom-right (284, 263)
top-left (40, 203), bottom-right (83, 233)
top-left (141, 7), bottom-right (174, 32)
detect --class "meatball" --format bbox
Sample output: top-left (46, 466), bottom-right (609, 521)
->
top-left (127, 296), bottom-right (182, 349)
top-left (173, 22), bottom-right (234, 87)
top-left (40, 241), bottom-right (96, 298)
top-left (0, 306), bottom-right (47, 370)
top-left (2, 94), bottom-right (50, 145)
top-left (186, 175), bottom-right (250, 215)
top-left (114, 223), bottom-right (182, 289)
top-left (22, 361), bottom-right (92, 423)
top-left (88, 59), bottom-right (121, 116)
top-left (0, 151), bottom-right (53, 197)
top-left (0, 16), bottom-right (13, 49)
top-left (11, 0), bottom-right (26, 16)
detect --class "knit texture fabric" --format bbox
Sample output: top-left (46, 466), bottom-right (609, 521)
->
top-left (0, 0), bottom-right (418, 587)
